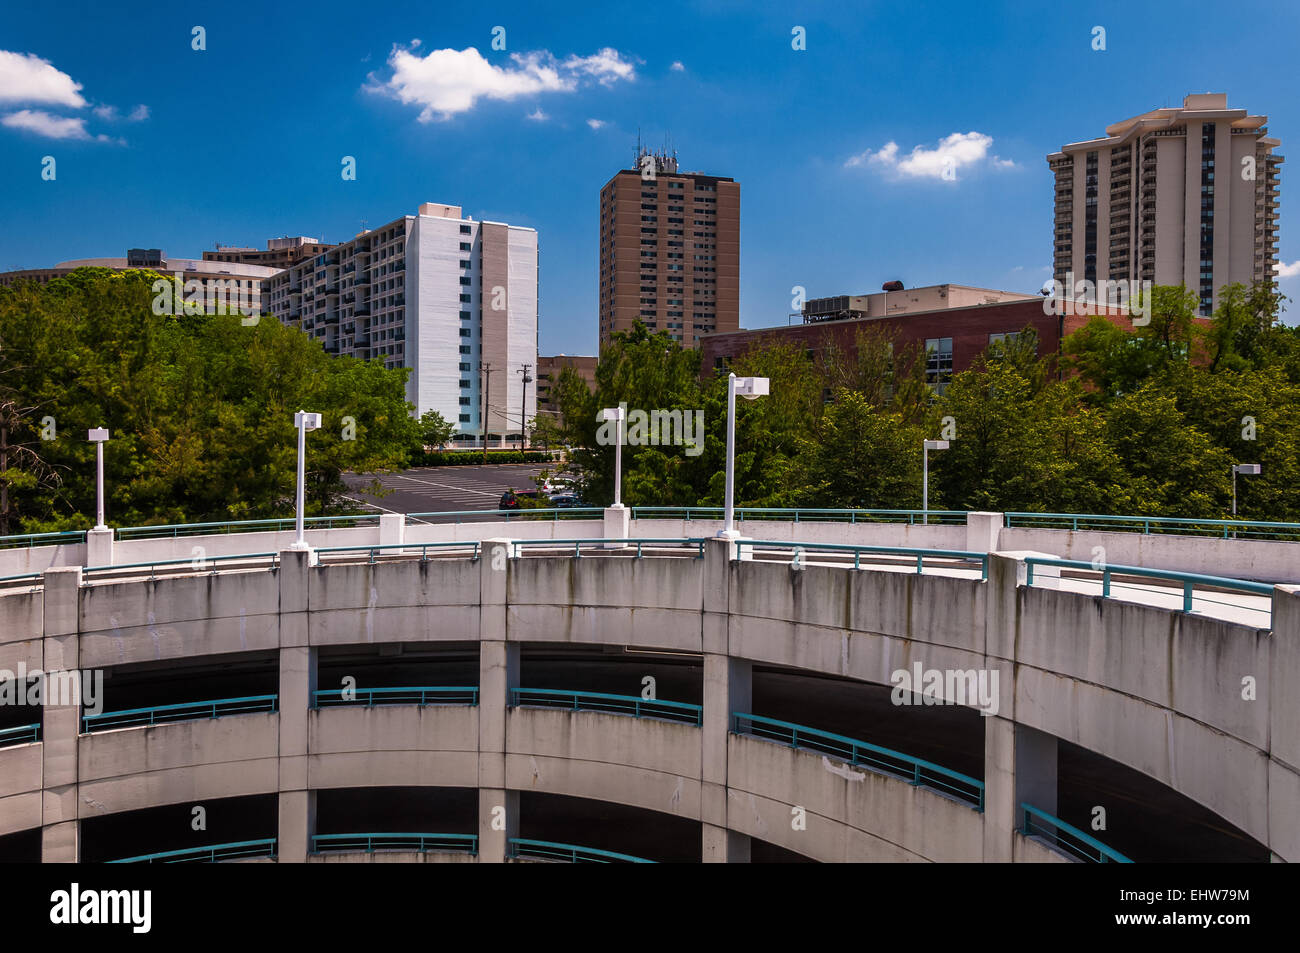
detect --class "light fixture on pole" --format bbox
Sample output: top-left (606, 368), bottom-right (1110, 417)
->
top-left (291, 411), bottom-right (322, 551)
top-left (88, 427), bottom-right (110, 531)
top-left (922, 439), bottom-right (949, 525)
top-left (1231, 463), bottom-right (1261, 519)
top-left (600, 406), bottom-right (626, 507)
top-left (721, 373), bottom-right (770, 538)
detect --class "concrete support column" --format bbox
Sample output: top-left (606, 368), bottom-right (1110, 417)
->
top-left (378, 512), bottom-right (405, 548)
top-left (602, 505), bottom-right (629, 547)
top-left (700, 538), bottom-right (749, 861)
top-left (40, 566), bottom-right (82, 863)
top-left (982, 716), bottom-right (1016, 862)
top-left (965, 512), bottom-right (1003, 554)
top-left (85, 527), bottom-right (113, 568)
top-left (1268, 586), bottom-right (1300, 863)
top-left (702, 824), bottom-right (750, 862)
top-left (276, 549), bottom-right (314, 863)
top-left (478, 539), bottom-right (518, 863)
top-left (478, 788), bottom-right (519, 864)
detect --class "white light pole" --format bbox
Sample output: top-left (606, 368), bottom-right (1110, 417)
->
top-left (291, 411), bottom-right (322, 551)
top-left (88, 428), bottom-right (110, 531)
top-left (721, 374), bottom-right (770, 538)
top-left (1231, 463), bottom-right (1261, 519)
top-left (600, 406), bottom-right (626, 507)
top-left (922, 439), bottom-right (949, 525)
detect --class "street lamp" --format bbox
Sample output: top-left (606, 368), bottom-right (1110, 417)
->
top-left (1231, 463), bottom-right (1261, 519)
top-left (88, 427), bottom-right (110, 531)
top-left (721, 373), bottom-right (770, 538)
top-left (291, 411), bottom-right (322, 551)
top-left (922, 439), bottom-right (949, 525)
top-left (600, 406), bottom-right (626, 507)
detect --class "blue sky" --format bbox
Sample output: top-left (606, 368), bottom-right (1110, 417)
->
top-left (2, 0), bottom-right (1298, 353)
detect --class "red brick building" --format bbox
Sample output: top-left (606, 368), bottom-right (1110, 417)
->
top-left (699, 296), bottom-right (1138, 389)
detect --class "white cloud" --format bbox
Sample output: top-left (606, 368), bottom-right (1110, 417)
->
top-left (670, 60), bottom-right (685, 71)
top-left (0, 50), bottom-right (86, 108)
top-left (367, 44), bottom-right (635, 121)
top-left (526, 107), bottom-right (549, 121)
top-left (845, 131), bottom-right (1010, 181)
top-left (562, 48), bottom-right (637, 86)
top-left (1275, 260), bottom-right (1300, 278)
top-left (587, 118), bottom-right (605, 130)
top-left (93, 102), bottom-right (149, 123)
top-left (1, 108), bottom-right (105, 140)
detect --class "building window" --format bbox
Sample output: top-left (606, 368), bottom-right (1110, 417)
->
top-left (459, 397), bottom-right (471, 406)
top-left (459, 328), bottom-right (472, 337)
top-left (459, 414), bottom-right (471, 423)
top-left (460, 225), bottom-right (471, 234)
top-left (460, 242), bottom-right (471, 251)
top-left (459, 345), bottom-right (471, 354)
top-left (925, 337), bottom-right (953, 393)
top-left (460, 310), bottom-right (472, 320)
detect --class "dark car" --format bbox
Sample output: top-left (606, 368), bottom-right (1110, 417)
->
top-left (498, 490), bottom-right (520, 511)
top-left (549, 493), bottom-right (585, 509)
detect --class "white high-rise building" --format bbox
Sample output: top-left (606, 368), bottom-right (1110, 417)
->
top-left (264, 203), bottom-right (538, 445)
top-left (1048, 93), bottom-right (1283, 315)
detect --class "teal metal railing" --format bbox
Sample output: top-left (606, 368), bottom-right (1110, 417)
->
top-left (1023, 557), bottom-right (1273, 619)
top-left (508, 838), bottom-right (654, 863)
top-left (311, 833), bottom-right (477, 855)
top-left (510, 688), bottom-right (702, 726)
top-left (82, 694), bottom-right (278, 732)
top-left (0, 723), bottom-right (40, 747)
top-left (1020, 803), bottom-right (1132, 863)
top-left (82, 552), bottom-right (279, 582)
top-left (312, 686), bottom-right (478, 707)
top-left (407, 507), bottom-right (604, 524)
top-left (313, 541), bottom-right (481, 562)
top-left (1004, 511), bottom-right (1300, 541)
top-left (10, 508), bottom-right (1300, 553)
top-left (0, 571), bottom-right (45, 590)
top-left (732, 713), bottom-right (985, 810)
top-left (630, 506), bottom-right (968, 525)
top-left (106, 838), bottom-right (277, 863)
top-left (742, 539), bottom-right (989, 579)
top-left (510, 537), bottom-right (708, 558)
top-left (115, 514), bottom-right (380, 540)
top-left (0, 530), bottom-right (85, 550)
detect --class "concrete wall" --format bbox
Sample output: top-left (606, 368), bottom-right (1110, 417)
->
top-left (4, 531), bottom-right (1296, 863)
top-left (7, 514), bottom-right (1300, 584)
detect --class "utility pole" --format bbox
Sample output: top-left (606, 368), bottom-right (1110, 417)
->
top-left (518, 363), bottom-right (532, 452)
top-left (479, 361), bottom-right (492, 461)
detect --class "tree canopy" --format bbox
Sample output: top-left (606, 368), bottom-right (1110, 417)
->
top-left (0, 268), bottom-right (420, 533)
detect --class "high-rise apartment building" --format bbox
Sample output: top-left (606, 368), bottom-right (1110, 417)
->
top-left (1049, 93), bottom-right (1282, 315)
top-left (598, 148), bottom-right (739, 348)
top-left (263, 202), bottom-right (537, 445)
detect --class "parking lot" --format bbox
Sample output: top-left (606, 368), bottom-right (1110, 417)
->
top-left (342, 464), bottom-right (565, 517)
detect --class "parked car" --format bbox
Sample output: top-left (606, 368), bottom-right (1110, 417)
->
top-left (498, 490), bottom-right (520, 511)
top-left (549, 493), bottom-right (586, 509)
